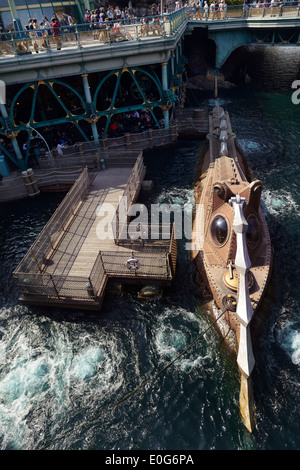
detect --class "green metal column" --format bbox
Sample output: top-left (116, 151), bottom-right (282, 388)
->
top-left (8, 0), bottom-right (23, 33)
top-left (0, 103), bottom-right (25, 170)
top-left (83, 0), bottom-right (91, 10)
top-left (81, 74), bottom-right (99, 142)
top-left (161, 61), bottom-right (169, 128)
top-left (171, 52), bottom-right (175, 76)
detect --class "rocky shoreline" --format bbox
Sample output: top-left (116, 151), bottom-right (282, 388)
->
top-left (186, 70), bottom-right (236, 90)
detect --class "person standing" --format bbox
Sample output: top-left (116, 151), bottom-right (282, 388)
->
top-left (210, 1), bottom-right (215, 19)
top-left (203, 1), bottom-right (209, 18)
top-left (43, 17), bottom-right (51, 35)
top-left (50, 17), bottom-right (62, 50)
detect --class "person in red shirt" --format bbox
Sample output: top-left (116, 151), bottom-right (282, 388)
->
top-left (50, 17), bottom-right (62, 49)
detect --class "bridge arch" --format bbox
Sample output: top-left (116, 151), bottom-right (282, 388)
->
top-left (208, 29), bottom-right (250, 70)
top-left (0, 64), bottom-right (172, 168)
top-left (92, 66), bottom-right (165, 136)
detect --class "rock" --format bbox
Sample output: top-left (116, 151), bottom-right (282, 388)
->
top-left (138, 284), bottom-right (163, 300)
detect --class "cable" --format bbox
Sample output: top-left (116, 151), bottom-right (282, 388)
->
top-left (40, 308), bottom-right (226, 450)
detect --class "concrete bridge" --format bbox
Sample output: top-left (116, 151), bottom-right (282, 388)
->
top-left (189, 4), bottom-right (300, 68)
top-left (0, 4), bottom-right (299, 171)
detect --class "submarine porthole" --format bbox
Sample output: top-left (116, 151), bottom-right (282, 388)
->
top-left (210, 215), bottom-right (229, 246)
top-left (246, 215), bottom-right (261, 247)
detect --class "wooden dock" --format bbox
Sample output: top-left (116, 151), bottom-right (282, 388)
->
top-left (13, 152), bottom-right (178, 310)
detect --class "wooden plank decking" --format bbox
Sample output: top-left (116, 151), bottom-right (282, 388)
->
top-left (45, 168), bottom-right (132, 277)
top-left (13, 154), bottom-right (178, 310)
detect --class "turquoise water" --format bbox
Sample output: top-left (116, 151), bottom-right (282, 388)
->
top-left (0, 48), bottom-right (299, 450)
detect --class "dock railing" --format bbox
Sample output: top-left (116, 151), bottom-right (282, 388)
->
top-left (13, 155), bottom-right (178, 306)
top-left (13, 167), bottom-right (90, 275)
top-left (13, 231), bottom-right (177, 305)
top-left (99, 250), bottom-right (172, 279)
top-left (13, 246), bottom-right (175, 304)
top-left (36, 124), bottom-right (178, 171)
top-left (113, 152), bottom-right (146, 242)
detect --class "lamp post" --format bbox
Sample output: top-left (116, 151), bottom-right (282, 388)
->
top-left (26, 124), bottom-right (54, 167)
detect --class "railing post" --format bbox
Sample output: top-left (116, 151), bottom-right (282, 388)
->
top-left (44, 35), bottom-right (51, 53)
top-left (75, 25), bottom-right (81, 48)
top-left (87, 276), bottom-right (96, 297)
top-left (148, 128), bottom-right (153, 148)
top-left (11, 35), bottom-right (19, 56)
top-left (162, 15), bottom-right (166, 37)
top-left (105, 23), bottom-right (109, 42)
top-left (125, 133), bottom-right (132, 149)
top-left (50, 274), bottom-right (60, 298)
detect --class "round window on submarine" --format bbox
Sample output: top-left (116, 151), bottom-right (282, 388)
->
top-left (210, 215), bottom-right (229, 246)
top-left (246, 215), bottom-right (261, 246)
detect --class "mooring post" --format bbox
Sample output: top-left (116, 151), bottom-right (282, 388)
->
top-left (214, 75), bottom-right (218, 100)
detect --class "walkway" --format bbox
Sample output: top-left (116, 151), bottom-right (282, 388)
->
top-left (46, 168), bottom-right (130, 277)
top-left (1, 5), bottom-right (299, 79)
top-left (13, 154), bottom-right (178, 310)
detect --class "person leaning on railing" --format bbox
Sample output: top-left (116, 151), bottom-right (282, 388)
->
top-left (50, 17), bottom-right (62, 50)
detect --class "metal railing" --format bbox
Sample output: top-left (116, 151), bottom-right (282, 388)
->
top-left (1, 5), bottom-right (299, 58)
top-left (187, 2), bottom-right (300, 20)
top-left (100, 250), bottom-right (172, 279)
top-left (37, 124), bottom-right (178, 171)
top-left (0, 9), bottom-right (187, 58)
top-left (113, 152), bottom-right (146, 242)
top-left (14, 238), bottom-right (176, 304)
top-left (13, 167), bottom-right (90, 275)
top-left (13, 154), bottom-right (178, 305)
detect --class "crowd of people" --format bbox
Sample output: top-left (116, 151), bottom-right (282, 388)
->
top-left (82, 3), bottom-right (160, 25)
top-left (190, 0), bottom-right (297, 12)
top-left (6, 108), bottom-right (165, 167)
top-left (0, 2), bottom-right (165, 53)
top-left (0, 12), bottom-right (78, 53)
top-left (104, 109), bottom-right (164, 139)
top-left (1, 0), bottom-right (298, 48)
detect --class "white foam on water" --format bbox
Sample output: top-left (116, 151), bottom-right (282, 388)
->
top-left (204, 97), bottom-right (232, 108)
top-left (261, 188), bottom-right (299, 219)
top-left (238, 139), bottom-right (262, 153)
top-left (70, 347), bottom-right (105, 382)
top-left (156, 187), bottom-right (195, 208)
top-left (154, 307), bottom-right (212, 372)
top-left (0, 322), bottom-right (126, 449)
top-left (68, 341), bottom-right (125, 395)
top-left (278, 322), bottom-right (300, 366)
top-left (0, 341), bottom-right (51, 448)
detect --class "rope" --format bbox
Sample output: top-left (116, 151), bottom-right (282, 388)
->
top-left (40, 308), bottom-right (226, 450)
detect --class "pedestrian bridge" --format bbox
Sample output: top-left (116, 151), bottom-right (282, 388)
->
top-left (0, 4), bottom-right (299, 172)
top-left (0, 4), bottom-right (300, 83)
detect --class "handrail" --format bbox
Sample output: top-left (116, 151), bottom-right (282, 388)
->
top-left (0, 4), bottom-right (299, 58)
